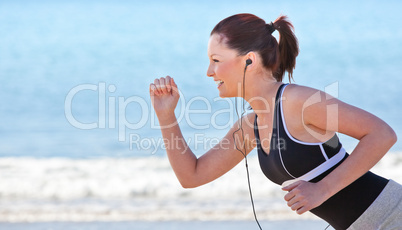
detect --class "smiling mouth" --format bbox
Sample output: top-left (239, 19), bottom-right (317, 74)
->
top-left (215, 80), bottom-right (224, 88)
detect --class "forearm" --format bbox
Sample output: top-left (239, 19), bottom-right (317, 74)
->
top-left (319, 128), bottom-right (397, 198)
top-left (157, 112), bottom-right (198, 187)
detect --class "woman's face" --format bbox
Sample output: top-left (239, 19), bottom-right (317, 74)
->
top-left (207, 33), bottom-right (244, 98)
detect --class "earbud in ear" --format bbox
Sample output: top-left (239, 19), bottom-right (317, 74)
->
top-left (246, 59), bottom-right (252, 66)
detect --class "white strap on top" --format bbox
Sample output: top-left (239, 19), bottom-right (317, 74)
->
top-left (281, 147), bottom-right (346, 188)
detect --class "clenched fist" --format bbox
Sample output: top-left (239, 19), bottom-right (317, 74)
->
top-left (149, 76), bottom-right (180, 117)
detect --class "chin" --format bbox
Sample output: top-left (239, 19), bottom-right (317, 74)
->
top-left (219, 89), bottom-right (238, 98)
top-left (218, 91), bottom-right (229, 98)
top-left (219, 90), bottom-right (237, 98)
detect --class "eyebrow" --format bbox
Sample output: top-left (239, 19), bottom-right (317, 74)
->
top-left (209, 54), bottom-right (222, 58)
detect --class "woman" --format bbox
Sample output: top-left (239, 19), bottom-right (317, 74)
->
top-left (149, 14), bottom-right (401, 229)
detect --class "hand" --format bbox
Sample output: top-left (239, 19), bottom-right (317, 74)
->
top-left (282, 180), bottom-right (331, 215)
top-left (149, 76), bottom-right (180, 117)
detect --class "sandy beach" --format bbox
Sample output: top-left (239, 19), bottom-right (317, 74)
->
top-left (0, 220), bottom-right (330, 230)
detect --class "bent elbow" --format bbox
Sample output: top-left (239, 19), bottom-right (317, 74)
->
top-left (178, 176), bottom-right (201, 189)
top-left (180, 180), bottom-right (199, 189)
top-left (181, 183), bottom-right (195, 189)
top-left (389, 128), bottom-right (397, 146)
top-left (177, 164), bottom-right (204, 189)
top-left (383, 125), bottom-right (397, 147)
top-left (179, 176), bottom-right (208, 189)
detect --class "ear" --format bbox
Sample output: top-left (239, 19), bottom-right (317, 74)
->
top-left (244, 52), bottom-right (257, 68)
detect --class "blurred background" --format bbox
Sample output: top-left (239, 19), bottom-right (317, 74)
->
top-left (0, 0), bottom-right (401, 229)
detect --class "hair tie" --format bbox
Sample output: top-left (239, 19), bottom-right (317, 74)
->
top-left (266, 22), bottom-right (276, 34)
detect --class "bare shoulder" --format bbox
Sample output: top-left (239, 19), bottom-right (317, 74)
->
top-left (281, 84), bottom-right (340, 140)
top-left (284, 84), bottom-right (330, 101)
top-left (282, 84), bottom-right (337, 109)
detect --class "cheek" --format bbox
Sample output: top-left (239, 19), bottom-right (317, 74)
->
top-left (216, 62), bottom-right (233, 78)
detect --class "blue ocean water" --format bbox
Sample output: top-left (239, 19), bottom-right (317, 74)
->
top-left (1, 0), bottom-right (401, 158)
top-left (1, 0), bottom-right (402, 223)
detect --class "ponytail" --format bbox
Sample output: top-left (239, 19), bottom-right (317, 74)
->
top-left (272, 16), bottom-right (299, 82)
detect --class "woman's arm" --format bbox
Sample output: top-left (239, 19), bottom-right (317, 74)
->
top-left (150, 76), bottom-right (256, 188)
top-left (315, 100), bottom-right (396, 197)
top-left (282, 85), bottom-right (397, 214)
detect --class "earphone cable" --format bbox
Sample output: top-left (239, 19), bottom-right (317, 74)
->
top-left (233, 62), bottom-right (331, 230)
top-left (232, 64), bottom-right (263, 230)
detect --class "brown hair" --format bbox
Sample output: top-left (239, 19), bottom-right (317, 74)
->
top-left (211, 13), bottom-right (299, 82)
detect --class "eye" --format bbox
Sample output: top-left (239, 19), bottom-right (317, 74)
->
top-left (212, 59), bottom-right (220, 63)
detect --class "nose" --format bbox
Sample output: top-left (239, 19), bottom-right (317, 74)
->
top-left (206, 64), bottom-right (214, 77)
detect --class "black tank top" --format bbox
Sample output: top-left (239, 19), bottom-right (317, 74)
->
top-left (254, 84), bottom-right (389, 229)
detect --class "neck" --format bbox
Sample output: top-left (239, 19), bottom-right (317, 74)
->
top-left (242, 72), bottom-right (282, 119)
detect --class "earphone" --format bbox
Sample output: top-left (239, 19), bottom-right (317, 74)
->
top-left (232, 57), bottom-right (263, 230)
